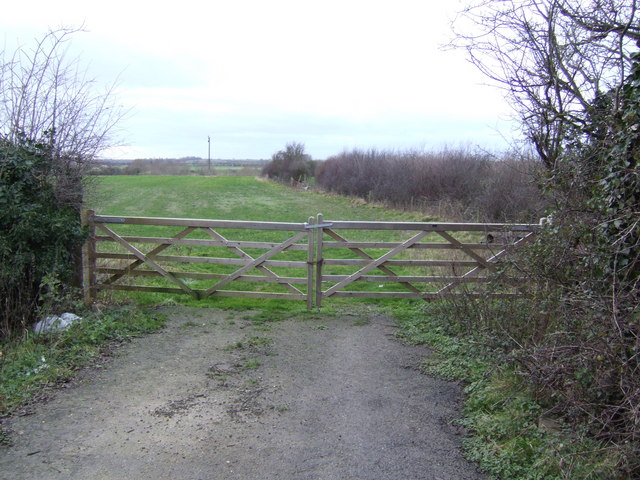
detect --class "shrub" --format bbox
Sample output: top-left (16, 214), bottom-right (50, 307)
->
top-left (0, 139), bottom-right (84, 338)
top-left (261, 142), bottom-right (315, 183)
top-left (315, 147), bottom-right (545, 222)
top-left (431, 52), bottom-right (640, 476)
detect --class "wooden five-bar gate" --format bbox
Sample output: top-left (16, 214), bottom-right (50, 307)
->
top-left (82, 211), bottom-right (541, 308)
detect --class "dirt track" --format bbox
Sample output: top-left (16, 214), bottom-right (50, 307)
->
top-left (0, 306), bottom-right (486, 480)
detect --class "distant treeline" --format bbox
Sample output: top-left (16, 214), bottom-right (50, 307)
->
top-left (315, 148), bottom-right (546, 222)
top-left (90, 158), bottom-right (267, 176)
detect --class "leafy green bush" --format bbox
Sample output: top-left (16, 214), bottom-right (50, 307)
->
top-left (0, 139), bottom-right (84, 338)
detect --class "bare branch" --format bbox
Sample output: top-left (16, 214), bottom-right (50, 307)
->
top-left (450, 0), bottom-right (638, 168)
top-left (0, 28), bottom-right (127, 208)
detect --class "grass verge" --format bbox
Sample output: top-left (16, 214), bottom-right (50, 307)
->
top-left (392, 301), bottom-right (621, 480)
top-left (0, 306), bottom-right (166, 444)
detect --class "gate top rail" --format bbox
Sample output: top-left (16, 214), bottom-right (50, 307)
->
top-left (91, 214), bottom-right (309, 231)
top-left (317, 220), bottom-right (541, 232)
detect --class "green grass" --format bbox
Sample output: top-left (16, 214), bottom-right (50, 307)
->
top-left (392, 302), bottom-right (622, 480)
top-left (88, 175), bottom-right (439, 308)
top-left (90, 175), bottom-right (427, 223)
top-left (242, 358), bottom-right (261, 370)
top-left (0, 307), bottom-right (166, 419)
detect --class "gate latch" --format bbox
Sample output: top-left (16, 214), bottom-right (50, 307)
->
top-left (305, 222), bottom-right (333, 229)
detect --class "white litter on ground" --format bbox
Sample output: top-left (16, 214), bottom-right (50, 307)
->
top-left (33, 313), bottom-right (81, 333)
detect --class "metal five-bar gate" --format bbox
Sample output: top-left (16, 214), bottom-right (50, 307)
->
top-left (82, 211), bottom-right (540, 308)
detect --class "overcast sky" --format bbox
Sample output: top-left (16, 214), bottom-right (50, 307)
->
top-left (1, 0), bottom-right (516, 160)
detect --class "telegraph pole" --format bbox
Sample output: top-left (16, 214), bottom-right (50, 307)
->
top-left (207, 136), bottom-right (211, 175)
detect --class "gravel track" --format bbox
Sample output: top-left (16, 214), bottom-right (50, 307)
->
top-left (0, 306), bottom-right (486, 480)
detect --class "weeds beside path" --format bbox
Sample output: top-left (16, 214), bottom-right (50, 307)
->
top-left (0, 306), bottom-right (485, 480)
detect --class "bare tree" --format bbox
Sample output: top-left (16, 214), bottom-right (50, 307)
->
top-left (0, 27), bottom-right (125, 208)
top-left (450, 0), bottom-right (640, 168)
top-left (262, 142), bottom-right (314, 183)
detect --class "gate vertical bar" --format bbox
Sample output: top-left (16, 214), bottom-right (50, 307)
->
top-left (82, 209), bottom-right (97, 304)
top-left (306, 216), bottom-right (315, 309)
top-left (315, 213), bottom-right (324, 308)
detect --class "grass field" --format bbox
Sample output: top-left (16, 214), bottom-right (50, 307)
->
top-left (90, 175), bottom-right (427, 223)
top-left (88, 175), bottom-right (438, 310)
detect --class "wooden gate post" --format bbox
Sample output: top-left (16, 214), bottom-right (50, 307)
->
top-left (82, 209), bottom-right (97, 304)
top-left (306, 216), bottom-right (315, 310)
top-left (315, 213), bottom-right (324, 308)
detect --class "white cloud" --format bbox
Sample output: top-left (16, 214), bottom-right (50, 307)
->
top-left (1, 0), bottom-right (516, 159)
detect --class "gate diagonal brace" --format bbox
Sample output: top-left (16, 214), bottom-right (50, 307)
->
top-left (437, 231), bottom-right (496, 271)
top-left (436, 231), bottom-right (536, 296)
top-left (203, 228), bottom-right (302, 295)
top-left (102, 226), bottom-right (197, 285)
top-left (96, 224), bottom-right (196, 297)
top-left (203, 230), bottom-right (308, 298)
top-left (324, 231), bottom-right (428, 297)
top-left (323, 229), bottom-right (422, 295)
